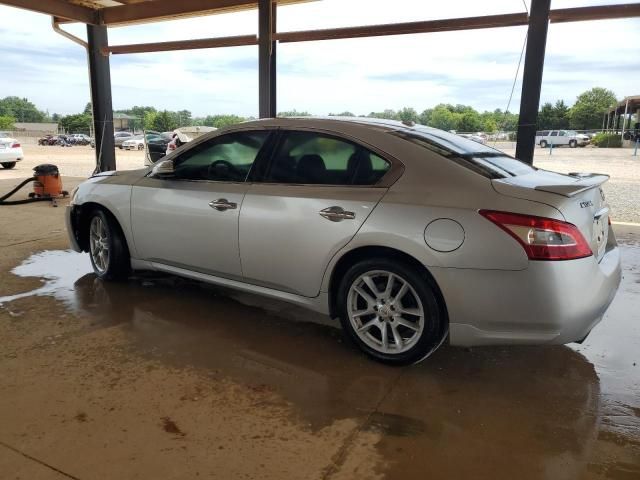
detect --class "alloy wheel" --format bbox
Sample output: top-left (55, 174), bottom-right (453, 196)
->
top-left (89, 216), bottom-right (110, 274)
top-left (347, 270), bottom-right (425, 354)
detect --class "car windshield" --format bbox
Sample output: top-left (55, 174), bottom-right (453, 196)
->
top-left (567, 130), bottom-right (578, 136)
top-left (392, 126), bottom-right (535, 178)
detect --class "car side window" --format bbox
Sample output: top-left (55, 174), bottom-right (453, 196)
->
top-left (173, 131), bottom-right (269, 182)
top-left (559, 131), bottom-right (566, 137)
top-left (550, 131), bottom-right (558, 137)
top-left (264, 131), bottom-right (390, 185)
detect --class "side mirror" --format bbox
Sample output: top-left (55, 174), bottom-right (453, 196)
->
top-left (151, 159), bottom-right (175, 178)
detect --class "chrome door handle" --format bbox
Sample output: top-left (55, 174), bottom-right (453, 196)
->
top-left (320, 206), bottom-right (355, 222)
top-left (209, 198), bottom-right (237, 211)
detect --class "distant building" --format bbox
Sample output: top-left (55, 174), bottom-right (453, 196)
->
top-left (13, 122), bottom-right (58, 133)
top-left (113, 113), bottom-right (139, 131)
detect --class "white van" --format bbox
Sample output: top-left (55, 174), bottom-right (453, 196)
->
top-left (535, 130), bottom-right (590, 148)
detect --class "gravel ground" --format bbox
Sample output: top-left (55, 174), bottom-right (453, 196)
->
top-left (3, 144), bottom-right (639, 223)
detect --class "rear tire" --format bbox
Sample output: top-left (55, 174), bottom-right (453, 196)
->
top-left (337, 258), bottom-right (445, 365)
top-left (540, 140), bottom-right (548, 148)
top-left (569, 140), bottom-right (577, 148)
top-left (88, 209), bottom-right (130, 281)
top-left (1, 162), bottom-right (16, 169)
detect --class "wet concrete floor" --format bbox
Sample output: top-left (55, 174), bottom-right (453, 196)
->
top-left (0, 202), bottom-right (639, 479)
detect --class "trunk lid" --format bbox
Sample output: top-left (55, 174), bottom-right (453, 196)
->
top-left (492, 169), bottom-right (610, 261)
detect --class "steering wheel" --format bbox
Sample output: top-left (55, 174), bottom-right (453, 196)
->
top-left (208, 159), bottom-right (240, 181)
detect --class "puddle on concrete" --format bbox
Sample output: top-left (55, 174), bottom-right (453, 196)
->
top-left (2, 244), bottom-right (640, 478)
top-left (0, 250), bottom-right (91, 307)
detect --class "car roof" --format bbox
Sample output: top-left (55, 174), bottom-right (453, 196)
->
top-left (241, 116), bottom-right (421, 133)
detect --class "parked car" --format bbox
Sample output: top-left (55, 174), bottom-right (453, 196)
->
top-left (38, 134), bottom-right (55, 145)
top-left (114, 131), bottom-right (134, 149)
top-left (0, 132), bottom-right (23, 169)
top-left (69, 134), bottom-right (92, 145)
top-left (459, 133), bottom-right (487, 144)
top-left (122, 135), bottom-right (146, 151)
top-left (144, 131), bottom-right (173, 165)
top-left (535, 130), bottom-right (590, 148)
top-left (66, 118), bottom-right (621, 365)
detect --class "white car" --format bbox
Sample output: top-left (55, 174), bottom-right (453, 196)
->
top-left (0, 132), bottom-right (24, 169)
top-left (66, 117), bottom-right (621, 365)
top-left (122, 136), bottom-right (145, 151)
top-left (535, 130), bottom-right (590, 148)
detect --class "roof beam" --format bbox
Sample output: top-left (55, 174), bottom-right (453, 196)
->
top-left (105, 34), bottom-right (258, 54)
top-left (550, 3), bottom-right (640, 23)
top-left (274, 13), bottom-right (529, 43)
top-left (100, 0), bottom-right (308, 25)
top-left (102, 0), bottom-right (253, 25)
top-left (0, 0), bottom-right (97, 23)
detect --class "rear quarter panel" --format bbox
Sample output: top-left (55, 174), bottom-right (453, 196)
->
top-left (320, 141), bottom-right (566, 292)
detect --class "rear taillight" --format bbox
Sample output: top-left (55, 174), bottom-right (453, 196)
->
top-left (11, 143), bottom-right (20, 148)
top-left (479, 210), bottom-right (592, 261)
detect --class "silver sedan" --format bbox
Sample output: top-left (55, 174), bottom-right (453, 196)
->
top-left (66, 118), bottom-right (621, 364)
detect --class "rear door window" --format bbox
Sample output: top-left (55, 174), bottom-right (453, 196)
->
top-left (263, 131), bottom-right (390, 185)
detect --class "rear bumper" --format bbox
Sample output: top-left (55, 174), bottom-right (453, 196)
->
top-left (430, 245), bottom-right (622, 347)
top-left (0, 149), bottom-right (23, 162)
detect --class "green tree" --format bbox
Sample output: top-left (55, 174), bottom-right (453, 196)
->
top-left (397, 107), bottom-right (418, 123)
top-left (176, 110), bottom-right (192, 126)
top-left (0, 96), bottom-right (46, 122)
top-left (278, 110), bottom-right (311, 117)
top-left (0, 115), bottom-right (16, 129)
top-left (200, 114), bottom-right (245, 129)
top-left (328, 111), bottom-right (355, 117)
top-left (458, 110), bottom-right (483, 132)
top-left (428, 105), bottom-right (460, 131)
top-left (151, 110), bottom-right (178, 131)
top-left (367, 109), bottom-right (398, 120)
top-left (418, 108), bottom-right (433, 126)
top-left (83, 102), bottom-right (92, 115)
top-left (59, 113), bottom-right (92, 133)
top-left (569, 87), bottom-right (617, 130)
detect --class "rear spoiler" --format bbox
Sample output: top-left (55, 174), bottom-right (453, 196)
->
top-left (534, 172), bottom-right (609, 197)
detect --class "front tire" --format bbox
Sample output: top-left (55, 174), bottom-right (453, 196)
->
top-left (337, 258), bottom-right (445, 365)
top-left (540, 140), bottom-right (548, 148)
top-left (569, 140), bottom-right (577, 148)
top-left (1, 162), bottom-right (16, 169)
top-left (88, 209), bottom-right (130, 281)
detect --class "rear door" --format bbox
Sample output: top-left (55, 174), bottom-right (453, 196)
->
top-left (239, 130), bottom-right (393, 297)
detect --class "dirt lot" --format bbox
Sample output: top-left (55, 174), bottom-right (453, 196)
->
top-left (0, 174), bottom-right (639, 478)
top-left (3, 144), bottom-right (640, 223)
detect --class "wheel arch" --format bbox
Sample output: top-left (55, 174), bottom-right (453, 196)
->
top-left (74, 202), bottom-right (129, 254)
top-left (327, 245), bottom-right (449, 333)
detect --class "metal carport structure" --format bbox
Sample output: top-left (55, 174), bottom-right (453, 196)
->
top-left (1, 0), bottom-right (639, 171)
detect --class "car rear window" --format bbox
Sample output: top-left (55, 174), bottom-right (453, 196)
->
top-left (392, 126), bottom-right (535, 179)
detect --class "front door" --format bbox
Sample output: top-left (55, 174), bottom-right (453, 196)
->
top-left (132, 129), bottom-right (271, 279)
top-left (239, 130), bottom-right (393, 297)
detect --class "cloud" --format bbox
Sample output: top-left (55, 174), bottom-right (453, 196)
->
top-left (0, 0), bottom-right (638, 117)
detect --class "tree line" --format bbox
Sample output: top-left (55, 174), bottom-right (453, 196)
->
top-left (0, 87), bottom-right (620, 134)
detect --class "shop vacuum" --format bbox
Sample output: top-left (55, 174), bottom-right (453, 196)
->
top-left (0, 164), bottom-right (69, 206)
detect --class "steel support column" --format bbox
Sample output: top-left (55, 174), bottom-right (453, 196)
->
top-left (515, 0), bottom-right (551, 164)
top-left (87, 24), bottom-right (115, 172)
top-left (258, 0), bottom-right (276, 118)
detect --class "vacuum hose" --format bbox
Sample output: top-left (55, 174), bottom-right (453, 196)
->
top-left (0, 177), bottom-right (51, 205)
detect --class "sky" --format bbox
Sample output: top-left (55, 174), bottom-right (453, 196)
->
top-left (0, 0), bottom-right (638, 118)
